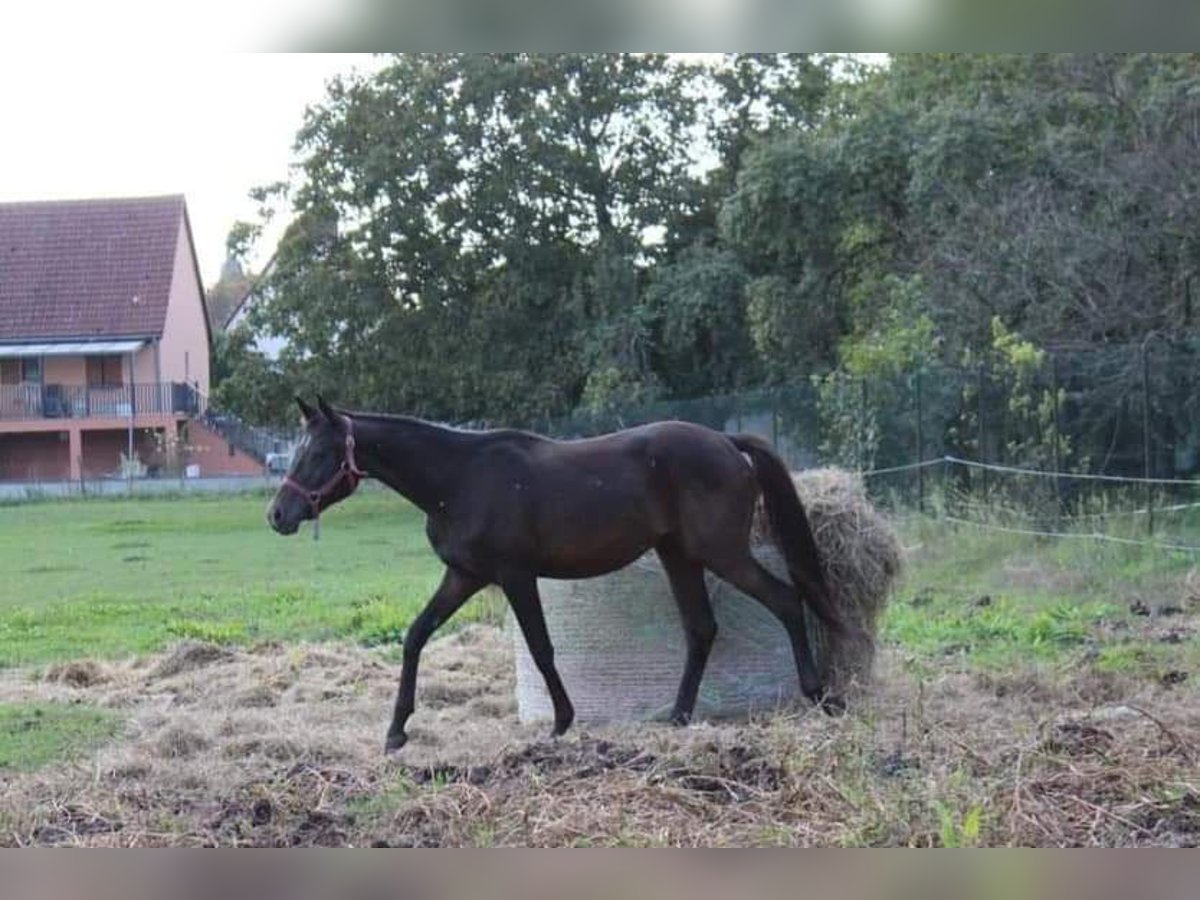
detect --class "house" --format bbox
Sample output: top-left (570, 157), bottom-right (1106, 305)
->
top-left (0, 195), bottom-right (262, 482)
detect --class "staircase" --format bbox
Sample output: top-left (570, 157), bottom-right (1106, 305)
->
top-left (196, 405), bottom-right (298, 473)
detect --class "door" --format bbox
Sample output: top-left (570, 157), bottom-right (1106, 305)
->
top-left (86, 355), bottom-right (126, 416)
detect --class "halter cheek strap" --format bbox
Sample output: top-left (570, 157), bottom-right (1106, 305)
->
top-left (281, 419), bottom-right (368, 540)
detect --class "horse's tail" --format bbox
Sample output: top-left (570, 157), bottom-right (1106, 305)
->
top-left (730, 434), bottom-right (845, 636)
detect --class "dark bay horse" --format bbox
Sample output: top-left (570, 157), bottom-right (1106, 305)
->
top-left (268, 396), bottom-right (846, 753)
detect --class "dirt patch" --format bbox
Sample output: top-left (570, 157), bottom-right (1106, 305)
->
top-left (0, 622), bottom-right (1197, 847)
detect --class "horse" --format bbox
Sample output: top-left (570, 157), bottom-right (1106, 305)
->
top-left (267, 396), bottom-right (847, 753)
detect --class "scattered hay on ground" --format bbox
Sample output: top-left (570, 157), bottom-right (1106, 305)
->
top-left (1, 617), bottom-right (1196, 847)
top-left (44, 660), bottom-right (109, 689)
top-left (0, 625), bottom-right (535, 846)
top-left (150, 641), bottom-right (235, 679)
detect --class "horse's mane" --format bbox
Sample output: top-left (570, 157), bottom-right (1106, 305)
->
top-left (342, 409), bottom-right (504, 437)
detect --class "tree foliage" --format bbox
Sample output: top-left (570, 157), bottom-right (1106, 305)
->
top-left (218, 53), bottom-right (1200, 436)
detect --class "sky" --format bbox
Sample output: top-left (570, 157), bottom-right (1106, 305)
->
top-left (0, 53), bottom-right (380, 287)
top-left (0, 50), bottom-right (882, 293)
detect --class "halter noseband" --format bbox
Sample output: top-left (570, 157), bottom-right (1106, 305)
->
top-left (281, 418), bottom-right (367, 539)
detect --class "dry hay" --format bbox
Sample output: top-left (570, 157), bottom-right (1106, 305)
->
top-left (778, 468), bottom-right (904, 693)
top-left (0, 626), bottom-right (536, 847)
top-left (515, 468), bottom-right (902, 724)
top-left (0, 617), bottom-right (1198, 846)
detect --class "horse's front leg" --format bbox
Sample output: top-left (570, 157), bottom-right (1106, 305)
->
top-left (501, 571), bottom-right (575, 738)
top-left (385, 566), bottom-right (485, 753)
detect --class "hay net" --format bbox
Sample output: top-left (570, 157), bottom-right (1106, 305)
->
top-left (513, 468), bottom-right (903, 724)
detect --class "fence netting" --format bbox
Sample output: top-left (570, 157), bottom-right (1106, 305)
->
top-left (518, 341), bottom-right (1200, 550)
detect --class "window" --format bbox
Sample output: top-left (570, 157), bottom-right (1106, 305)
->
top-left (0, 359), bottom-right (18, 385)
top-left (20, 357), bottom-right (41, 384)
top-left (86, 355), bottom-right (124, 387)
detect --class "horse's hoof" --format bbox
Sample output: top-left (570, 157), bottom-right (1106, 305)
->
top-left (551, 708), bottom-right (574, 737)
top-left (383, 731), bottom-right (408, 754)
top-left (820, 694), bottom-right (847, 717)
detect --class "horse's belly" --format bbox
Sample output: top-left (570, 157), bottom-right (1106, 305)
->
top-left (536, 546), bottom-right (649, 580)
top-left (533, 520), bottom-right (654, 580)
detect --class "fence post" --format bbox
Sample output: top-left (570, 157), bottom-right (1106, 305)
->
top-left (770, 394), bottom-right (779, 450)
top-left (1051, 352), bottom-right (1063, 520)
top-left (858, 376), bottom-right (868, 472)
top-left (915, 369), bottom-right (925, 514)
top-left (977, 365), bottom-right (988, 496)
top-left (1142, 343), bottom-right (1154, 534)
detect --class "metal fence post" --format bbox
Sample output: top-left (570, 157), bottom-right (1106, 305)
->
top-left (915, 369), bottom-right (925, 514)
top-left (771, 394), bottom-right (779, 450)
top-left (858, 376), bottom-right (868, 472)
top-left (1142, 343), bottom-right (1154, 534)
top-left (1051, 352), bottom-right (1063, 519)
top-left (977, 365), bottom-right (988, 496)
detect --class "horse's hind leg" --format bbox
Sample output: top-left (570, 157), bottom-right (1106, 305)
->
top-left (501, 571), bottom-right (575, 737)
top-left (704, 550), bottom-right (839, 713)
top-left (656, 539), bottom-right (717, 726)
top-left (386, 566), bottom-right (486, 753)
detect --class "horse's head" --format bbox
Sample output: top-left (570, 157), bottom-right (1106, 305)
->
top-left (267, 396), bottom-right (364, 535)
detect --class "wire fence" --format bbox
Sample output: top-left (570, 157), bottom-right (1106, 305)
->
top-left (527, 340), bottom-right (1200, 555)
top-left (855, 456), bottom-right (1200, 555)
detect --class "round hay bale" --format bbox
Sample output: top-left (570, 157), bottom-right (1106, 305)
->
top-left (512, 468), bottom-right (902, 724)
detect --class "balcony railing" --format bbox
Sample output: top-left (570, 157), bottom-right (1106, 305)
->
top-left (0, 382), bottom-right (203, 422)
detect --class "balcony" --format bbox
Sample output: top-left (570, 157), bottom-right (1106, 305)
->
top-left (0, 382), bottom-right (203, 422)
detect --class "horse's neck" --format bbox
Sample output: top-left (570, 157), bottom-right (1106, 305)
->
top-left (352, 415), bottom-right (474, 513)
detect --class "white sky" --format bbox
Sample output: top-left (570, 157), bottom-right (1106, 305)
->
top-left (0, 52), bottom-right (380, 287)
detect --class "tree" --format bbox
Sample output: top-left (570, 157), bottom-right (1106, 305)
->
top-left (209, 327), bottom-right (293, 427)
top-left (646, 243), bottom-right (755, 396)
top-left (244, 54), bottom-right (706, 423)
top-left (882, 54), bottom-right (1200, 351)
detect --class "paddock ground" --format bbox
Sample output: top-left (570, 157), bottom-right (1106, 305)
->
top-left (0, 493), bottom-right (1196, 846)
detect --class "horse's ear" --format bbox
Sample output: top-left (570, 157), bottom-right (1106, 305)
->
top-left (296, 396), bottom-right (317, 422)
top-left (316, 395), bottom-right (343, 431)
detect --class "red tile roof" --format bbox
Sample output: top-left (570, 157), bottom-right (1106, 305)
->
top-left (0, 195), bottom-right (186, 341)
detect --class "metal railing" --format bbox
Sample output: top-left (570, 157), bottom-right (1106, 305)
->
top-left (0, 382), bottom-right (203, 421)
top-left (198, 405), bottom-right (297, 468)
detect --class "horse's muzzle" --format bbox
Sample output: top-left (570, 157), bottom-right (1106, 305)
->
top-left (267, 502), bottom-right (300, 535)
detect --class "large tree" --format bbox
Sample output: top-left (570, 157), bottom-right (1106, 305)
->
top-left (246, 53), bottom-right (707, 422)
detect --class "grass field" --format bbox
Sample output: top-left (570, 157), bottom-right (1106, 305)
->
top-left (0, 486), bottom-right (489, 667)
top-left (0, 488), bottom-right (1197, 845)
top-left (3, 486), bottom-right (1193, 671)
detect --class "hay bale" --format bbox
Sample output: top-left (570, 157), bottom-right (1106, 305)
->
top-left (768, 468), bottom-right (903, 694)
top-left (513, 468), bottom-right (902, 724)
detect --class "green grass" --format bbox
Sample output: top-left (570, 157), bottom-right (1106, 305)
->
top-left (2, 487), bottom-right (1195, 684)
top-left (888, 515), bottom-right (1200, 676)
top-left (0, 703), bottom-right (120, 771)
top-left (0, 486), bottom-right (458, 666)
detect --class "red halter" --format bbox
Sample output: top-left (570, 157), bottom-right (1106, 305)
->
top-left (281, 418), bottom-right (367, 539)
